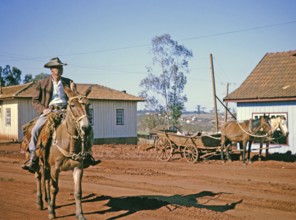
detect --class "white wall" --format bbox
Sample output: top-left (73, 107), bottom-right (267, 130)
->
top-left (90, 100), bottom-right (138, 139)
top-left (18, 99), bottom-right (37, 141)
top-left (0, 100), bottom-right (18, 140)
top-left (237, 101), bottom-right (296, 154)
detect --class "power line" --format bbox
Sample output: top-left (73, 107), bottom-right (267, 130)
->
top-left (1, 19), bottom-right (295, 62)
top-left (178, 20), bottom-right (296, 41)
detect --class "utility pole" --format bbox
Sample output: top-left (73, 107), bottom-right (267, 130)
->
top-left (210, 53), bottom-right (219, 133)
top-left (224, 82), bottom-right (229, 122)
top-left (0, 71), bottom-right (2, 94)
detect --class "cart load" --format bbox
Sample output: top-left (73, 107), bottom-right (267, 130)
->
top-left (154, 131), bottom-right (222, 163)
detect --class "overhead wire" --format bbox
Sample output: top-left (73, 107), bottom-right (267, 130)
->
top-left (1, 20), bottom-right (295, 77)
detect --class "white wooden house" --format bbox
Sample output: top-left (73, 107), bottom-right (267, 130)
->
top-left (0, 82), bottom-right (144, 144)
top-left (224, 50), bottom-right (296, 154)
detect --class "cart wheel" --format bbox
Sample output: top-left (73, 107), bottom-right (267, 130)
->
top-left (155, 136), bottom-right (173, 161)
top-left (184, 144), bottom-right (199, 163)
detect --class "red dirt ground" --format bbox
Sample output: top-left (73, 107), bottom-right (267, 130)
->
top-left (0, 142), bottom-right (296, 220)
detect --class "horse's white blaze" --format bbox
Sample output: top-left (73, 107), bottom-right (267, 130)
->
top-left (79, 117), bottom-right (90, 135)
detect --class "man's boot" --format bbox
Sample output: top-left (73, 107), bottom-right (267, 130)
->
top-left (22, 151), bottom-right (39, 173)
top-left (83, 154), bottom-right (101, 169)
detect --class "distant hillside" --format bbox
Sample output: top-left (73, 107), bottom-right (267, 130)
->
top-left (137, 112), bottom-right (235, 134)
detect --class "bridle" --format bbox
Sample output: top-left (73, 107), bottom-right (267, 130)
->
top-left (66, 95), bottom-right (90, 155)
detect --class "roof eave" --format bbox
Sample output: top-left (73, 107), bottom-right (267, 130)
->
top-left (224, 97), bottom-right (296, 103)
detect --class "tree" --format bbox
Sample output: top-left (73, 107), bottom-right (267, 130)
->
top-left (23, 72), bottom-right (50, 83)
top-left (23, 74), bottom-right (33, 83)
top-left (139, 34), bottom-right (193, 129)
top-left (1, 65), bottom-right (22, 86)
top-left (34, 73), bottom-right (50, 81)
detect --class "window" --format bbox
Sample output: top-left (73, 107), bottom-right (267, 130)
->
top-left (5, 108), bottom-right (11, 126)
top-left (88, 108), bottom-right (94, 125)
top-left (116, 109), bottom-right (124, 125)
top-left (252, 112), bottom-right (288, 145)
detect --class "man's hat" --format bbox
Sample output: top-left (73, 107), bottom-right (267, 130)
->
top-left (44, 57), bottom-right (67, 68)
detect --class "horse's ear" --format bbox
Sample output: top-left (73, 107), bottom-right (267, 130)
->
top-left (70, 81), bottom-right (77, 92)
top-left (84, 85), bottom-right (92, 97)
top-left (64, 85), bottom-right (72, 98)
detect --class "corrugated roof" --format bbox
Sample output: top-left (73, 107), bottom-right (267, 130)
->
top-left (224, 50), bottom-right (296, 102)
top-left (0, 82), bottom-right (144, 102)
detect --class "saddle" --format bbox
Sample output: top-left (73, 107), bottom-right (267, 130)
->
top-left (21, 112), bottom-right (65, 154)
top-left (21, 111), bottom-right (93, 159)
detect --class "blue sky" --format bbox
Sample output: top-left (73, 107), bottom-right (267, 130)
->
top-left (1, 0), bottom-right (295, 111)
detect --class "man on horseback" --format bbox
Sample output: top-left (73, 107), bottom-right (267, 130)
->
top-left (22, 57), bottom-right (100, 173)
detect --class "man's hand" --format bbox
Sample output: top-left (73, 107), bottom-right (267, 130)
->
top-left (43, 108), bottom-right (51, 115)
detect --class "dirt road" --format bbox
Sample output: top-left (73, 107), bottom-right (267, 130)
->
top-left (0, 143), bottom-right (296, 220)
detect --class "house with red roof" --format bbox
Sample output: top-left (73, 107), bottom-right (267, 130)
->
top-left (0, 82), bottom-right (144, 144)
top-left (224, 50), bottom-right (296, 154)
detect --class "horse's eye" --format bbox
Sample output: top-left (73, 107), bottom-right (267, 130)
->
top-left (70, 103), bottom-right (75, 108)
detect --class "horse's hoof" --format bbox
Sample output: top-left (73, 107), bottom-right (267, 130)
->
top-left (76, 214), bottom-right (87, 220)
top-left (37, 203), bottom-right (43, 210)
top-left (48, 213), bottom-right (56, 219)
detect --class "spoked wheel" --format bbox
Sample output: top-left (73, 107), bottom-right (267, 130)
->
top-left (183, 144), bottom-right (199, 163)
top-left (155, 136), bottom-right (173, 161)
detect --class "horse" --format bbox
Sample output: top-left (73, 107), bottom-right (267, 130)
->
top-left (21, 85), bottom-right (92, 220)
top-left (220, 116), bottom-right (271, 164)
top-left (249, 116), bottom-right (289, 161)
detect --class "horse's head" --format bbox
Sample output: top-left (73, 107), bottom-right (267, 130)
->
top-left (259, 115), bottom-right (272, 135)
top-left (271, 116), bottom-right (289, 137)
top-left (64, 85), bottom-right (92, 137)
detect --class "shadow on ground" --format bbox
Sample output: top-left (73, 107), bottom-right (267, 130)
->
top-left (57, 191), bottom-right (242, 219)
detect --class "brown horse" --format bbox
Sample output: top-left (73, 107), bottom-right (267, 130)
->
top-left (22, 85), bottom-right (92, 220)
top-left (220, 116), bottom-right (271, 164)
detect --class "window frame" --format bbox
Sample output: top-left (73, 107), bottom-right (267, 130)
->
top-left (116, 109), bottom-right (124, 125)
top-left (5, 108), bottom-right (11, 126)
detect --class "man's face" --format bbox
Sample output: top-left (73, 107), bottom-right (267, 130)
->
top-left (50, 66), bottom-right (63, 76)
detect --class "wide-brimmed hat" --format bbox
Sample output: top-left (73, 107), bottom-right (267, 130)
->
top-left (44, 57), bottom-right (67, 68)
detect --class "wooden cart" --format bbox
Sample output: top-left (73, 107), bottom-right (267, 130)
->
top-left (154, 131), bottom-right (222, 163)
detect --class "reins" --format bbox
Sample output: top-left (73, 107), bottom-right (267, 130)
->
top-left (236, 120), bottom-right (269, 138)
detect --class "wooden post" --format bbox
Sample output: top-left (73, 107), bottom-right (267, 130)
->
top-left (210, 53), bottom-right (219, 133)
top-left (224, 82), bottom-right (229, 122)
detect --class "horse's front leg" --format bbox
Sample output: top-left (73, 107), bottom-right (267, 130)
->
top-left (225, 144), bottom-right (232, 161)
top-left (73, 167), bottom-right (86, 220)
top-left (247, 141), bottom-right (252, 162)
top-left (35, 170), bottom-right (43, 210)
top-left (43, 165), bottom-right (51, 207)
top-left (258, 138), bottom-right (264, 161)
top-left (48, 169), bottom-right (59, 219)
top-left (265, 141), bottom-right (270, 159)
top-left (242, 140), bottom-right (249, 164)
top-left (220, 136), bottom-right (225, 162)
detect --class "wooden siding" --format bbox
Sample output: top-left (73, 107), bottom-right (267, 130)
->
top-left (90, 100), bottom-right (138, 139)
top-left (0, 99), bottom-right (36, 141)
top-left (237, 101), bottom-right (296, 154)
top-left (17, 99), bottom-right (37, 141)
top-left (0, 98), bottom-right (139, 144)
top-left (0, 100), bottom-right (18, 140)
